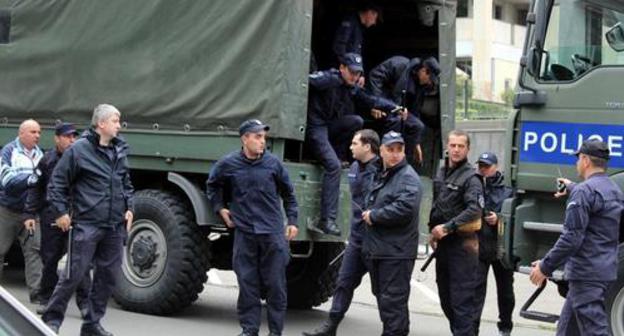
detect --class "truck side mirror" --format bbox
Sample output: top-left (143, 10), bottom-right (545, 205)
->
top-left (606, 22), bottom-right (624, 52)
top-left (526, 47), bottom-right (541, 78)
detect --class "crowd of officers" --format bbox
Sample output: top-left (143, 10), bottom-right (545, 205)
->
top-left (0, 4), bottom-right (622, 336)
top-left (0, 104), bottom-right (133, 336)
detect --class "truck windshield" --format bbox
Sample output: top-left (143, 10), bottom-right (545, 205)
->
top-left (538, 0), bottom-right (624, 81)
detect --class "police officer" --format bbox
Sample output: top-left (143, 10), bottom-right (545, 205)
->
top-left (23, 123), bottom-right (91, 317)
top-left (306, 53), bottom-right (398, 236)
top-left (332, 3), bottom-right (380, 65)
top-left (472, 152), bottom-right (514, 336)
top-left (302, 129), bottom-right (381, 336)
top-left (206, 119), bottom-right (299, 336)
top-left (530, 139), bottom-right (624, 336)
top-left (43, 104), bottom-right (134, 336)
top-left (0, 119), bottom-right (44, 303)
top-left (368, 56), bottom-right (440, 164)
top-left (362, 131), bottom-right (422, 336)
top-left (429, 129), bottom-right (484, 336)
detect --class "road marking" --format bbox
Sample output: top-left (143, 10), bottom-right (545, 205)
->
top-left (410, 279), bottom-right (440, 304)
top-left (208, 269), bottom-right (223, 285)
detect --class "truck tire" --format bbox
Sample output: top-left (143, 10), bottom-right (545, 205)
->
top-left (113, 189), bottom-right (209, 315)
top-left (606, 244), bottom-right (624, 335)
top-left (286, 242), bottom-right (345, 309)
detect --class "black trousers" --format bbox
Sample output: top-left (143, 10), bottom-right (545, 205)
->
top-left (329, 241), bottom-right (368, 321)
top-left (368, 258), bottom-right (415, 336)
top-left (435, 234), bottom-right (479, 336)
top-left (473, 258), bottom-right (515, 334)
top-left (39, 212), bottom-right (91, 308)
top-left (42, 224), bottom-right (124, 328)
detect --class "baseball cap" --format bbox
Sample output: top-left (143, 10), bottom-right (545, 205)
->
top-left (574, 139), bottom-right (610, 160)
top-left (55, 123), bottom-right (79, 136)
top-left (340, 53), bottom-right (364, 73)
top-left (238, 119), bottom-right (270, 136)
top-left (381, 131), bottom-right (405, 146)
top-left (477, 152), bottom-right (498, 166)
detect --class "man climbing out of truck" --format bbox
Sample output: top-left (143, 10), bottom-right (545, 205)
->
top-left (530, 139), bottom-right (624, 336)
top-left (367, 56), bottom-right (440, 165)
top-left (305, 52), bottom-right (399, 237)
top-left (206, 119), bottom-right (299, 336)
top-left (332, 2), bottom-right (380, 68)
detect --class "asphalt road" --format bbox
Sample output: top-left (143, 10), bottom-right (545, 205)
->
top-left (1, 252), bottom-right (562, 336)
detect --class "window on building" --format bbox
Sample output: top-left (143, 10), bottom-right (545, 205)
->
top-left (493, 4), bottom-right (503, 20)
top-left (0, 10), bottom-right (10, 44)
top-left (517, 9), bottom-right (528, 25)
top-left (457, 0), bottom-right (469, 18)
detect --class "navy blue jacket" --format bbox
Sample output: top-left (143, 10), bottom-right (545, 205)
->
top-left (347, 156), bottom-right (381, 246)
top-left (47, 128), bottom-right (134, 228)
top-left (478, 171), bottom-right (513, 261)
top-left (206, 150), bottom-right (298, 234)
top-left (368, 57), bottom-right (432, 118)
top-left (333, 14), bottom-right (364, 61)
top-left (541, 173), bottom-right (624, 281)
top-left (308, 69), bottom-right (397, 126)
top-left (363, 159), bottom-right (422, 259)
top-left (429, 159), bottom-right (484, 233)
top-left (23, 149), bottom-right (63, 222)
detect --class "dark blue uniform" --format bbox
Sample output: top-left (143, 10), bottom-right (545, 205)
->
top-left (307, 69), bottom-right (396, 223)
top-left (364, 159), bottom-right (422, 336)
top-left (328, 156), bottom-right (380, 322)
top-left (368, 57), bottom-right (431, 164)
top-left (42, 128), bottom-right (134, 331)
top-left (333, 14), bottom-right (364, 63)
top-left (540, 173), bottom-right (624, 336)
top-left (23, 149), bottom-right (91, 313)
top-left (206, 150), bottom-right (298, 336)
top-left (473, 171), bottom-right (514, 335)
top-left (429, 159), bottom-right (484, 336)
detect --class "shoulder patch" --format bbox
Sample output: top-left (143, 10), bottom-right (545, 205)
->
top-left (309, 72), bottom-right (324, 79)
top-left (342, 21), bottom-right (352, 27)
top-left (478, 195), bottom-right (485, 208)
top-left (566, 201), bottom-right (577, 209)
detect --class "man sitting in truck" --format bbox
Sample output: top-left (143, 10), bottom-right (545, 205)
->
top-left (305, 52), bottom-right (398, 237)
top-left (530, 139), bottom-right (624, 336)
top-left (367, 56), bottom-right (440, 165)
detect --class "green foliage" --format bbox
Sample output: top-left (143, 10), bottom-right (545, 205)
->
top-left (500, 88), bottom-right (515, 106)
top-left (456, 99), bottom-right (513, 120)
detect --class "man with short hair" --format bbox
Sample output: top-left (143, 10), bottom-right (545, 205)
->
top-left (530, 139), bottom-right (624, 336)
top-left (207, 119), bottom-right (299, 336)
top-left (429, 129), bottom-right (484, 336)
top-left (306, 53), bottom-right (398, 236)
top-left (368, 56), bottom-right (440, 164)
top-left (362, 131), bottom-right (422, 336)
top-left (43, 104), bottom-right (134, 336)
top-left (302, 129), bottom-right (381, 336)
top-left (23, 122), bottom-right (91, 317)
top-left (472, 152), bottom-right (515, 336)
top-left (332, 3), bottom-right (380, 64)
top-left (0, 119), bottom-right (44, 303)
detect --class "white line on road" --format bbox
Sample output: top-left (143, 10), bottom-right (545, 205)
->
top-left (410, 279), bottom-right (440, 304)
top-left (207, 269), bottom-right (223, 285)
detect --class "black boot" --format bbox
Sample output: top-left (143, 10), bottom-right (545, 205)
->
top-left (307, 219), bottom-right (341, 236)
top-left (302, 318), bottom-right (340, 336)
top-left (80, 323), bottom-right (114, 336)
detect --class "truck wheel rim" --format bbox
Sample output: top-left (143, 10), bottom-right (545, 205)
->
top-left (122, 219), bottom-right (168, 287)
top-left (612, 287), bottom-right (624, 335)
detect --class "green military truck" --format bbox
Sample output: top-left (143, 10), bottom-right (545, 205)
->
top-left (0, 0), bottom-right (457, 315)
top-left (501, 0), bottom-right (624, 332)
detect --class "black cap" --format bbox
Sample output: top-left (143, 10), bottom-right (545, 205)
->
top-left (422, 57), bottom-right (440, 89)
top-left (477, 152), bottom-right (498, 166)
top-left (340, 53), bottom-right (364, 73)
top-left (575, 139), bottom-right (610, 160)
top-left (55, 123), bottom-right (79, 136)
top-left (238, 119), bottom-right (270, 136)
top-left (381, 131), bottom-right (404, 146)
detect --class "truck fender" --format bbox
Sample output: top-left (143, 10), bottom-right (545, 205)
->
top-left (167, 172), bottom-right (211, 225)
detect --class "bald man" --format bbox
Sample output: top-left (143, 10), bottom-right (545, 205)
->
top-left (0, 119), bottom-right (44, 303)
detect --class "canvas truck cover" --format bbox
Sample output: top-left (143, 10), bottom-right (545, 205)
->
top-left (0, 0), bottom-right (312, 140)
